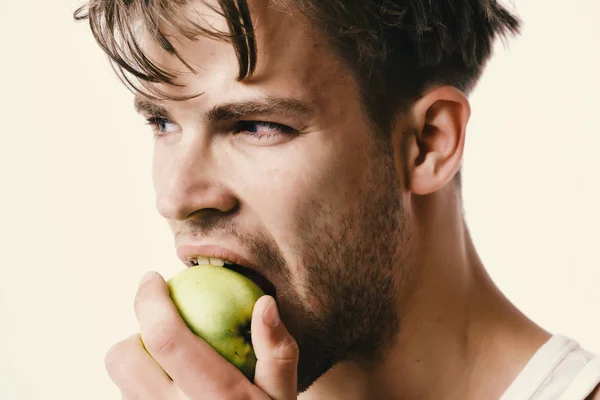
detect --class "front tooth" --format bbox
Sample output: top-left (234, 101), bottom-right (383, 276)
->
top-left (196, 256), bottom-right (210, 265)
top-left (209, 258), bottom-right (225, 266)
top-left (224, 260), bottom-right (234, 265)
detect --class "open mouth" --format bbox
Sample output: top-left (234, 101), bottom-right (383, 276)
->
top-left (225, 263), bottom-right (277, 298)
top-left (190, 257), bottom-right (276, 298)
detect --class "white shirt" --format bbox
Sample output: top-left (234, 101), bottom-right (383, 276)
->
top-left (501, 335), bottom-right (600, 400)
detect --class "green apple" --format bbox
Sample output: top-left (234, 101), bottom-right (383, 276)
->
top-left (167, 264), bottom-right (265, 380)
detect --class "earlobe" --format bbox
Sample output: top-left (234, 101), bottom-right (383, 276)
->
top-left (404, 86), bottom-right (471, 195)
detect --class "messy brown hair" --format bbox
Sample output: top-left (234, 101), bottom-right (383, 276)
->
top-left (74, 0), bottom-right (519, 137)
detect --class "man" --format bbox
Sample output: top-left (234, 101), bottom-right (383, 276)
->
top-left (75, 0), bottom-right (600, 399)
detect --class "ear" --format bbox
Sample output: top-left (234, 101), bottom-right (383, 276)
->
top-left (401, 86), bottom-right (471, 195)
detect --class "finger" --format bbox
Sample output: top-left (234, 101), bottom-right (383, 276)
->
top-left (133, 271), bottom-right (263, 399)
top-left (252, 295), bottom-right (299, 400)
top-left (105, 333), bottom-right (173, 400)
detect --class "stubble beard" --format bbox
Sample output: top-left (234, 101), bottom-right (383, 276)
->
top-left (279, 138), bottom-right (411, 393)
top-left (177, 135), bottom-right (411, 393)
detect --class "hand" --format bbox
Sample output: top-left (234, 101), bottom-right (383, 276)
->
top-left (104, 271), bottom-right (299, 400)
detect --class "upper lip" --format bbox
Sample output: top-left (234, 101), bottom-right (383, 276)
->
top-left (176, 243), bottom-right (259, 270)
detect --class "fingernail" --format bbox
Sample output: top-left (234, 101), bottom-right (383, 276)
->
top-left (262, 296), bottom-right (281, 328)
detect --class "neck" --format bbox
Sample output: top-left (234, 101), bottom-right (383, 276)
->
top-left (300, 186), bottom-right (550, 400)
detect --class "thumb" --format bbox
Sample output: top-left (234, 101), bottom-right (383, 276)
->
top-left (251, 295), bottom-right (299, 400)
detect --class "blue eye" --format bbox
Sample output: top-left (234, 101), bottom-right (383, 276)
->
top-left (145, 117), bottom-right (178, 136)
top-left (234, 121), bottom-right (296, 139)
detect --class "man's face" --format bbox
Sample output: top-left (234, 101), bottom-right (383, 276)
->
top-left (137, 1), bottom-right (411, 391)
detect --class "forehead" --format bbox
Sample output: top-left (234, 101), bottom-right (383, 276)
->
top-left (133, 0), bottom-right (357, 110)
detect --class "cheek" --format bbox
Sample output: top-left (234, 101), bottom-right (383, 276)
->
top-left (230, 142), bottom-right (344, 285)
top-left (151, 151), bottom-right (160, 190)
top-left (241, 129), bottom-right (373, 245)
top-left (247, 149), bottom-right (340, 235)
top-left (151, 145), bottom-right (167, 191)
top-left (249, 165), bottom-right (319, 254)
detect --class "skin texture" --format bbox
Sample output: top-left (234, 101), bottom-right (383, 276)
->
top-left (102, 1), bottom-right (600, 399)
top-left (145, 0), bottom-right (407, 393)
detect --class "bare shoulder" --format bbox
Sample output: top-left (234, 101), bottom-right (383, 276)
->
top-left (586, 384), bottom-right (600, 400)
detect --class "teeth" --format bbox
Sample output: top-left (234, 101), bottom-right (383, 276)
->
top-left (209, 258), bottom-right (225, 267)
top-left (195, 256), bottom-right (209, 265)
top-left (191, 256), bottom-right (234, 266)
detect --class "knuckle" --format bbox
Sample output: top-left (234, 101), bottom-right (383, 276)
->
top-left (207, 374), bottom-right (254, 400)
top-left (277, 335), bottom-right (300, 361)
top-left (225, 393), bottom-right (252, 400)
top-left (142, 324), bottom-right (179, 356)
top-left (218, 384), bottom-right (253, 400)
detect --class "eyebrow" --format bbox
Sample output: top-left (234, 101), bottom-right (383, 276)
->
top-left (134, 98), bottom-right (170, 117)
top-left (133, 96), bottom-right (313, 122)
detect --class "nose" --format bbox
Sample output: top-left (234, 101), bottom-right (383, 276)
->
top-left (154, 146), bottom-right (238, 221)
